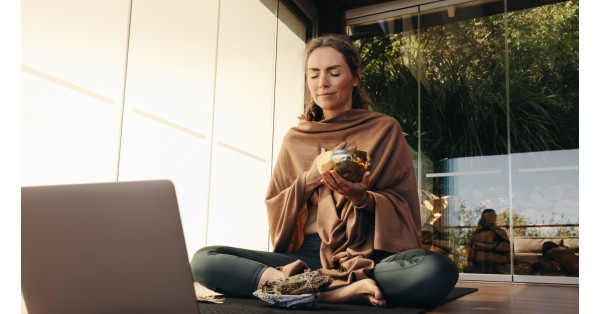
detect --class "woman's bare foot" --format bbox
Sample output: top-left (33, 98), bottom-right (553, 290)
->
top-left (257, 267), bottom-right (284, 291)
top-left (318, 278), bottom-right (386, 307)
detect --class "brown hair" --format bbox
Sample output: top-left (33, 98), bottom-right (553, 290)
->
top-left (300, 34), bottom-right (372, 121)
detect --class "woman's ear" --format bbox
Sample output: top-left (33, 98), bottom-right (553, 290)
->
top-left (354, 68), bottom-right (362, 86)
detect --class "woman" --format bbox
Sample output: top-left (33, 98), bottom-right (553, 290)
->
top-left (191, 34), bottom-right (458, 307)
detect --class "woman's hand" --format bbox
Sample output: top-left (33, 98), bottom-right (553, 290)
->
top-left (321, 169), bottom-right (371, 206)
top-left (318, 142), bottom-right (371, 206)
top-left (307, 141), bottom-right (348, 186)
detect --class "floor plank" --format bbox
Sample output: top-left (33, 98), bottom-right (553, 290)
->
top-left (429, 281), bottom-right (579, 313)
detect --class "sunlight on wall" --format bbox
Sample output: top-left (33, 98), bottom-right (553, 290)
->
top-left (21, 0), bottom-right (130, 186)
top-left (272, 3), bottom-right (307, 168)
top-left (117, 0), bottom-right (219, 260)
top-left (21, 0), bottom-right (308, 257)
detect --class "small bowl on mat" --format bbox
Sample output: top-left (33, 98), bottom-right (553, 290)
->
top-left (316, 149), bottom-right (372, 183)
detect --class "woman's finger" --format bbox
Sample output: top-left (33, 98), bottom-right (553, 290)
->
top-left (320, 171), bottom-right (334, 186)
top-left (330, 170), bottom-right (367, 195)
top-left (329, 171), bottom-right (348, 191)
top-left (321, 176), bottom-right (338, 192)
top-left (361, 171), bottom-right (371, 186)
top-left (329, 170), bottom-right (347, 186)
top-left (333, 141), bottom-right (346, 150)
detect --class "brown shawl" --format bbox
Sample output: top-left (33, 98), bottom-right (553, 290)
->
top-left (265, 109), bottom-right (421, 288)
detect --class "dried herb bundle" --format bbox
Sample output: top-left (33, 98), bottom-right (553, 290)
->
top-left (261, 270), bottom-right (332, 295)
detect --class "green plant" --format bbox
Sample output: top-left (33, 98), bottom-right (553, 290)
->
top-left (354, 0), bottom-right (579, 168)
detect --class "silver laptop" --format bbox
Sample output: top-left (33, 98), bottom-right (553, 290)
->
top-left (22, 180), bottom-right (200, 314)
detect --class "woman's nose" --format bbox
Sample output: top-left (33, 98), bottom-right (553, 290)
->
top-left (319, 75), bottom-right (330, 88)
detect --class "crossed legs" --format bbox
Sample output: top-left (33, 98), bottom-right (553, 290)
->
top-left (192, 244), bottom-right (458, 307)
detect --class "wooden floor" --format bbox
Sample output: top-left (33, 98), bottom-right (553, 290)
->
top-left (21, 280), bottom-right (579, 313)
top-left (429, 281), bottom-right (579, 313)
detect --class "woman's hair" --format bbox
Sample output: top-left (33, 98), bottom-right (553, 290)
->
top-left (300, 34), bottom-right (372, 121)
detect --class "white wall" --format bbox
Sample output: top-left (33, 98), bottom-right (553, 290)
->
top-left (22, 0), bottom-right (130, 185)
top-left (117, 0), bottom-right (219, 262)
top-left (21, 0), bottom-right (308, 257)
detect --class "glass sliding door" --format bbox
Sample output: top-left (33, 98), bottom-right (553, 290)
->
top-left (347, 0), bottom-right (578, 284)
top-left (507, 0), bottom-right (579, 283)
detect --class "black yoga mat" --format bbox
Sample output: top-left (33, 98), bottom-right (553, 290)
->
top-left (196, 287), bottom-right (478, 314)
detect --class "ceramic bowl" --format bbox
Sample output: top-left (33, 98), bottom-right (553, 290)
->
top-left (316, 149), bottom-right (371, 183)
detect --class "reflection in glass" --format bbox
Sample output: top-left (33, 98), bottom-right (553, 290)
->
top-left (511, 151), bottom-right (579, 276)
top-left (465, 209), bottom-right (511, 274)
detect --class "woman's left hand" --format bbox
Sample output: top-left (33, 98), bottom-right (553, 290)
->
top-left (320, 168), bottom-right (371, 206)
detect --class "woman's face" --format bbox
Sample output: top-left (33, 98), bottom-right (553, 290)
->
top-left (307, 47), bottom-right (359, 119)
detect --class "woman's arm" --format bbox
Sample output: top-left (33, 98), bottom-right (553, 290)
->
top-left (265, 160), bottom-right (322, 252)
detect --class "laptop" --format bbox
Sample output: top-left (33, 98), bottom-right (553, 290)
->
top-left (22, 180), bottom-right (200, 314)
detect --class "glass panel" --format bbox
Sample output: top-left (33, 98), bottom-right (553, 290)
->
top-left (418, 0), bottom-right (509, 275)
top-left (508, 0), bottom-right (579, 278)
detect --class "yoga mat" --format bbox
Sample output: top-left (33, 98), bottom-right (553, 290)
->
top-left (196, 287), bottom-right (478, 313)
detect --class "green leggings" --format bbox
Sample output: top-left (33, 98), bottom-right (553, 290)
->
top-left (190, 234), bottom-right (458, 306)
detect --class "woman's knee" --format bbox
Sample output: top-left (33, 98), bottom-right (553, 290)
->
top-left (419, 250), bottom-right (459, 297)
top-left (373, 249), bottom-right (458, 306)
top-left (190, 245), bottom-right (225, 283)
top-left (189, 245), bottom-right (270, 297)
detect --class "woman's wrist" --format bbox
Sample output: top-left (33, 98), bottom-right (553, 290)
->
top-left (353, 191), bottom-right (375, 213)
top-left (353, 191), bottom-right (370, 209)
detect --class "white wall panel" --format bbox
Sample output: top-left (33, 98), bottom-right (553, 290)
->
top-left (22, 0), bottom-right (130, 103)
top-left (118, 0), bottom-right (219, 258)
top-left (272, 3), bottom-right (307, 169)
top-left (21, 73), bottom-right (122, 186)
top-left (117, 111), bottom-right (210, 258)
top-left (122, 0), bottom-right (219, 135)
top-left (207, 0), bottom-right (278, 250)
top-left (212, 0), bottom-right (277, 160)
top-left (206, 145), bottom-right (270, 250)
top-left (21, 0), bottom-right (130, 186)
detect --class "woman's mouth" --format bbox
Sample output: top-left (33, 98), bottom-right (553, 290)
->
top-left (319, 92), bottom-right (336, 97)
